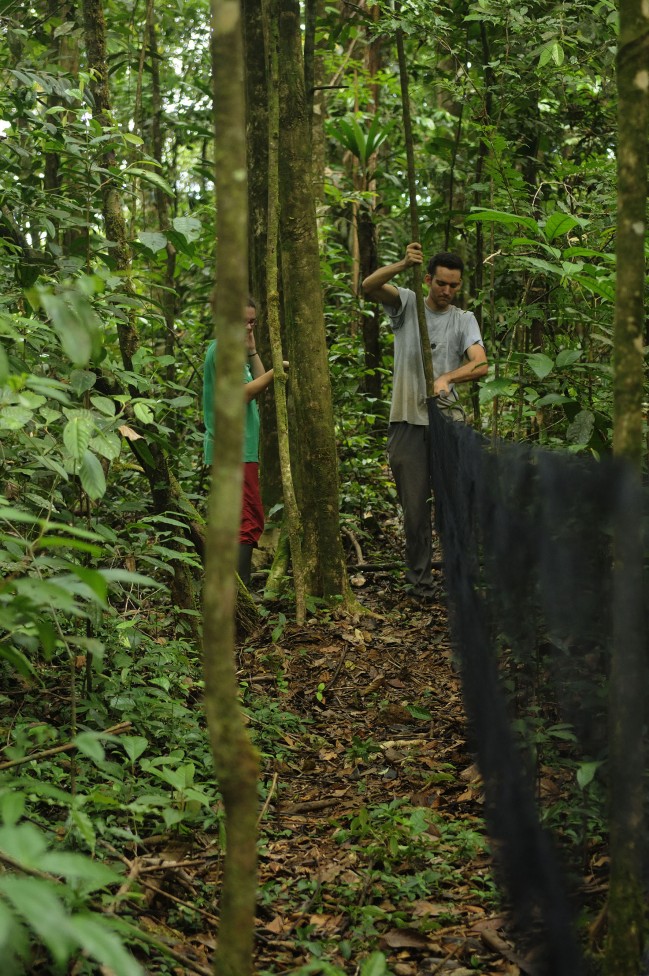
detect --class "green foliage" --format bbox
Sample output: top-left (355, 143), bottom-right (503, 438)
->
top-left (0, 813), bottom-right (142, 976)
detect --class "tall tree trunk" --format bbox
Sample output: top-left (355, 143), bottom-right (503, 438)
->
top-left (264, 0), bottom-right (306, 623)
top-left (606, 0), bottom-right (649, 970)
top-left (147, 1), bottom-right (178, 384)
top-left (357, 5), bottom-right (383, 402)
top-left (277, 0), bottom-right (348, 598)
top-left (205, 4), bottom-right (260, 975)
top-left (242, 0), bottom-right (282, 513)
top-left (395, 27), bottom-right (434, 397)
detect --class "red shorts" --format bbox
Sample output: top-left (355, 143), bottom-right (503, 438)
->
top-left (241, 462), bottom-right (264, 545)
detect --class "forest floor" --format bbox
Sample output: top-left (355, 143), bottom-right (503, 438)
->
top-left (3, 514), bottom-right (606, 975)
top-left (140, 522), bottom-right (539, 976)
top-left (243, 566), bottom-right (520, 976)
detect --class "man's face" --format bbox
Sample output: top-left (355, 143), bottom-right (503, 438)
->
top-left (425, 266), bottom-right (462, 311)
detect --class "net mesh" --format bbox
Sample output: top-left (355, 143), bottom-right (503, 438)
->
top-left (427, 400), bottom-right (647, 974)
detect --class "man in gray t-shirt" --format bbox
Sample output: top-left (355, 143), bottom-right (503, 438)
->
top-left (362, 243), bottom-right (487, 600)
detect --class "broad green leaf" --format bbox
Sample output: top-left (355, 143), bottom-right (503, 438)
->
top-left (70, 809), bottom-right (97, 853)
top-left (90, 431), bottom-right (122, 461)
top-left (133, 401), bottom-right (154, 424)
top-left (127, 167), bottom-right (174, 197)
top-left (0, 644), bottom-right (39, 682)
top-left (563, 246), bottom-right (611, 260)
top-left (38, 455), bottom-right (70, 480)
top-left (0, 823), bottom-right (48, 865)
top-left (0, 792), bottom-right (26, 826)
top-left (168, 395), bottom-right (193, 409)
top-left (552, 41), bottom-right (565, 65)
top-left (37, 291), bottom-right (100, 366)
top-left (0, 899), bottom-right (29, 968)
top-left (138, 231), bottom-right (168, 254)
top-left (555, 349), bottom-right (581, 368)
top-left (12, 577), bottom-right (80, 613)
top-left (526, 353), bottom-right (554, 380)
top-left (90, 395), bottom-right (116, 416)
top-left (465, 208), bottom-right (539, 235)
top-left (39, 851), bottom-right (119, 890)
top-left (39, 407), bottom-right (62, 424)
top-left (0, 405), bottom-right (33, 430)
top-left (100, 568), bottom-right (158, 587)
top-left (575, 274), bottom-right (615, 302)
top-left (561, 260), bottom-right (584, 276)
top-left (73, 732), bottom-right (106, 764)
top-left (0, 876), bottom-right (74, 966)
top-left (361, 951), bottom-right (388, 976)
top-left (535, 393), bottom-right (573, 407)
top-left (163, 807), bottom-right (186, 828)
top-left (543, 211), bottom-right (580, 242)
top-left (479, 379), bottom-right (519, 404)
top-left (577, 760), bottom-right (602, 789)
top-left (0, 875), bottom-right (73, 966)
top-left (120, 736), bottom-right (149, 764)
top-left (70, 370), bottom-right (97, 395)
top-left (69, 914), bottom-right (145, 976)
top-left (172, 216), bottom-right (201, 242)
top-left (63, 412), bottom-right (94, 459)
top-left (79, 450), bottom-right (106, 500)
top-left (518, 256), bottom-right (564, 276)
top-left (538, 41), bottom-right (554, 67)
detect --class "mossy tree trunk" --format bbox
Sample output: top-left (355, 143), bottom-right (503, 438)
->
top-left (277, 0), bottom-right (348, 599)
top-left (264, 0), bottom-right (306, 623)
top-left (242, 0), bottom-right (282, 513)
top-left (204, 3), bottom-right (260, 974)
top-left (606, 0), bottom-right (649, 970)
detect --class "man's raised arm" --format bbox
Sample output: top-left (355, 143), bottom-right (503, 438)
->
top-left (362, 242), bottom-right (424, 308)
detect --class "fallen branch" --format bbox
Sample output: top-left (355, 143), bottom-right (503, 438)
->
top-left (480, 927), bottom-right (538, 975)
top-left (0, 721), bottom-right (132, 771)
top-left (257, 772), bottom-right (278, 827)
top-left (342, 526), bottom-right (364, 565)
top-left (281, 798), bottom-right (339, 815)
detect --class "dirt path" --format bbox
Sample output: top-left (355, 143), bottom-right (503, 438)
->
top-left (234, 577), bottom-right (522, 975)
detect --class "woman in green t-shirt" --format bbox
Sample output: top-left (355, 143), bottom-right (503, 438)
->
top-left (202, 299), bottom-right (285, 586)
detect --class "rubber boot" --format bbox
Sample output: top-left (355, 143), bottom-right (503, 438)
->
top-left (238, 544), bottom-right (254, 587)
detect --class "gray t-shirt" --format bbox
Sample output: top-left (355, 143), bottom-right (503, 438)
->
top-left (384, 286), bottom-right (484, 425)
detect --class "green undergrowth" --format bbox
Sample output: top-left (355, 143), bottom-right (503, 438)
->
top-left (0, 594), bottom-right (608, 974)
top-left (0, 596), bottom-right (496, 974)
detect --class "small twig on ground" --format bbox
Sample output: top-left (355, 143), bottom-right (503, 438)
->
top-left (430, 941), bottom-right (462, 974)
top-left (137, 855), bottom-right (221, 874)
top-left (257, 772), bottom-right (278, 826)
top-left (321, 645), bottom-right (348, 696)
top-left (0, 850), bottom-right (53, 880)
top-left (107, 855), bottom-right (142, 912)
top-left (342, 526), bottom-right (364, 565)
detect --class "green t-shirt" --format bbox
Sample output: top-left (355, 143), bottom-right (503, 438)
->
top-left (202, 340), bottom-right (260, 465)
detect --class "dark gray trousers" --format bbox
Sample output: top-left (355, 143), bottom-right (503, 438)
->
top-left (387, 422), bottom-right (435, 594)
